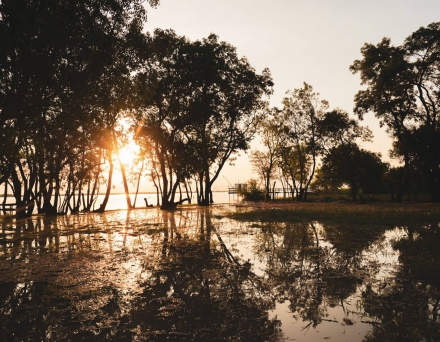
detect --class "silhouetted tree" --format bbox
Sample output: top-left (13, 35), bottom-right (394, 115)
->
top-left (0, 0), bottom-right (158, 215)
top-left (351, 22), bottom-right (440, 201)
top-left (277, 83), bottom-right (328, 201)
top-left (134, 30), bottom-right (272, 209)
top-left (321, 144), bottom-right (388, 200)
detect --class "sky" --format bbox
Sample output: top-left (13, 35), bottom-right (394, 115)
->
top-left (138, 0), bottom-right (440, 191)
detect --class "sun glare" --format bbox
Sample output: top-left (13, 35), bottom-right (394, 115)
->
top-left (118, 142), bottom-right (139, 165)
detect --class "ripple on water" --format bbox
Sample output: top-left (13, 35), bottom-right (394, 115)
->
top-left (0, 207), bottom-right (439, 341)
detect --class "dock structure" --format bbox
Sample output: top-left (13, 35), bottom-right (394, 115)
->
top-left (228, 184), bottom-right (296, 200)
top-left (1, 201), bottom-right (35, 216)
top-left (228, 183), bottom-right (245, 201)
top-left (1, 203), bottom-right (16, 215)
top-left (227, 183), bottom-right (246, 195)
top-left (228, 187), bottom-right (236, 195)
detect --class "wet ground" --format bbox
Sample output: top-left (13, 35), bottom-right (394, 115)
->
top-left (1, 205), bottom-right (439, 341)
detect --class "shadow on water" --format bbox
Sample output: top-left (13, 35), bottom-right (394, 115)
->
top-left (0, 207), bottom-right (439, 341)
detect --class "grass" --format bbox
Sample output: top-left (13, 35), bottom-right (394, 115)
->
top-left (228, 201), bottom-right (440, 225)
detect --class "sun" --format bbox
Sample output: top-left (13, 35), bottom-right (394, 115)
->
top-left (118, 141), bottom-right (139, 165)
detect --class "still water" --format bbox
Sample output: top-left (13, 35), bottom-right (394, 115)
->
top-left (0, 205), bottom-right (439, 341)
top-left (98, 191), bottom-right (238, 210)
top-left (2, 191), bottom-right (237, 212)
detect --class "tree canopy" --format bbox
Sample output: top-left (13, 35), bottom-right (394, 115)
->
top-left (134, 29), bottom-right (273, 208)
top-left (350, 21), bottom-right (440, 202)
top-left (0, 0), bottom-right (155, 215)
top-left (2, 2), bottom-right (438, 215)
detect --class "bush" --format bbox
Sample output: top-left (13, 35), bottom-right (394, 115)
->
top-left (237, 179), bottom-right (265, 202)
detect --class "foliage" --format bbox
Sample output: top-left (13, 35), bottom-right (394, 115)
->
top-left (134, 29), bottom-right (273, 208)
top-left (321, 144), bottom-right (389, 200)
top-left (250, 116), bottom-right (279, 201)
top-left (237, 179), bottom-right (265, 202)
top-left (351, 22), bottom-right (440, 202)
top-left (310, 166), bottom-right (339, 194)
top-left (0, 0), bottom-right (152, 215)
top-left (318, 108), bottom-right (372, 151)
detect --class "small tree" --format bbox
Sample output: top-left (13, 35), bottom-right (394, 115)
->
top-left (250, 118), bottom-right (279, 201)
top-left (237, 179), bottom-right (265, 202)
top-left (278, 83), bottom-right (328, 201)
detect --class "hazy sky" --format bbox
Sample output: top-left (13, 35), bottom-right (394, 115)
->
top-left (142, 0), bottom-right (440, 190)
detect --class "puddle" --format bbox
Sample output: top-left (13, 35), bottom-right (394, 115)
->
top-left (1, 206), bottom-right (439, 341)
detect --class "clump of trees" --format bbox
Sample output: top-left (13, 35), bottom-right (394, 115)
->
top-left (248, 84), bottom-right (385, 202)
top-left (132, 30), bottom-right (273, 209)
top-left (1, 1), bottom-right (439, 217)
top-left (249, 22), bottom-right (440, 203)
top-left (0, 0), bottom-right (272, 215)
top-left (0, 0), bottom-right (158, 216)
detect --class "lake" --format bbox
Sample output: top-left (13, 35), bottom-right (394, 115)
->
top-left (0, 205), bottom-right (439, 341)
top-left (1, 191), bottom-right (239, 213)
top-left (97, 191), bottom-right (239, 210)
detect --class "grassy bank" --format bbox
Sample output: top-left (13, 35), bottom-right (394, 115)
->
top-left (228, 201), bottom-right (440, 225)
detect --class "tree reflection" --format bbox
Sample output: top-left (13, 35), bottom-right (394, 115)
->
top-left (2, 208), bottom-right (440, 341)
top-left (0, 209), bottom-right (283, 341)
top-left (362, 223), bottom-right (440, 341)
top-left (0, 281), bottom-right (134, 341)
top-left (252, 221), bottom-right (387, 328)
top-left (133, 208), bottom-right (282, 341)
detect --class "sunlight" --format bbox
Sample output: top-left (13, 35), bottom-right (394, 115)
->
top-left (118, 141), bottom-right (140, 165)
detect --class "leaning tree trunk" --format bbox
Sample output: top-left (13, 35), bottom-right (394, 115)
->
top-left (94, 149), bottom-right (114, 213)
top-left (118, 157), bottom-right (133, 209)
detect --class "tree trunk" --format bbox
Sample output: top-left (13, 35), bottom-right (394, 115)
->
top-left (200, 182), bottom-right (211, 206)
top-left (94, 149), bottom-right (114, 213)
top-left (119, 158), bottom-right (133, 209)
top-left (2, 181), bottom-right (8, 215)
top-left (133, 159), bottom-right (144, 208)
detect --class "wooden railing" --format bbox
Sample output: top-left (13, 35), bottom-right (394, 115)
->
top-left (1, 203), bottom-right (16, 215)
top-left (228, 187), bottom-right (297, 196)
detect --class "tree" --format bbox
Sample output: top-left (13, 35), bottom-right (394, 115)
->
top-left (177, 34), bottom-right (273, 206)
top-left (250, 117), bottom-right (279, 201)
top-left (350, 22), bottom-right (440, 202)
top-left (134, 30), bottom-right (272, 209)
top-left (277, 83), bottom-right (328, 201)
top-left (321, 144), bottom-right (388, 201)
top-left (0, 0), bottom-right (157, 215)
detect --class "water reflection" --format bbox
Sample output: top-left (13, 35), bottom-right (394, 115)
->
top-left (0, 208), bottom-right (439, 341)
top-left (362, 223), bottom-right (440, 342)
top-left (0, 208), bottom-right (282, 341)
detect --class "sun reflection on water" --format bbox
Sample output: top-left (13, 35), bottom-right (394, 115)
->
top-left (1, 207), bottom-right (439, 341)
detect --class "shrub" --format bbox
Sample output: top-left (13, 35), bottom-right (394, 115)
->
top-left (237, 179), bottom-right (265, 202)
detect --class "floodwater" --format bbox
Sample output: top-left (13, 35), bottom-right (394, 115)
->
top-left (1, 191), bottom-right (238, 212)
top-left (0, 205), bottom-right (439, 341)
